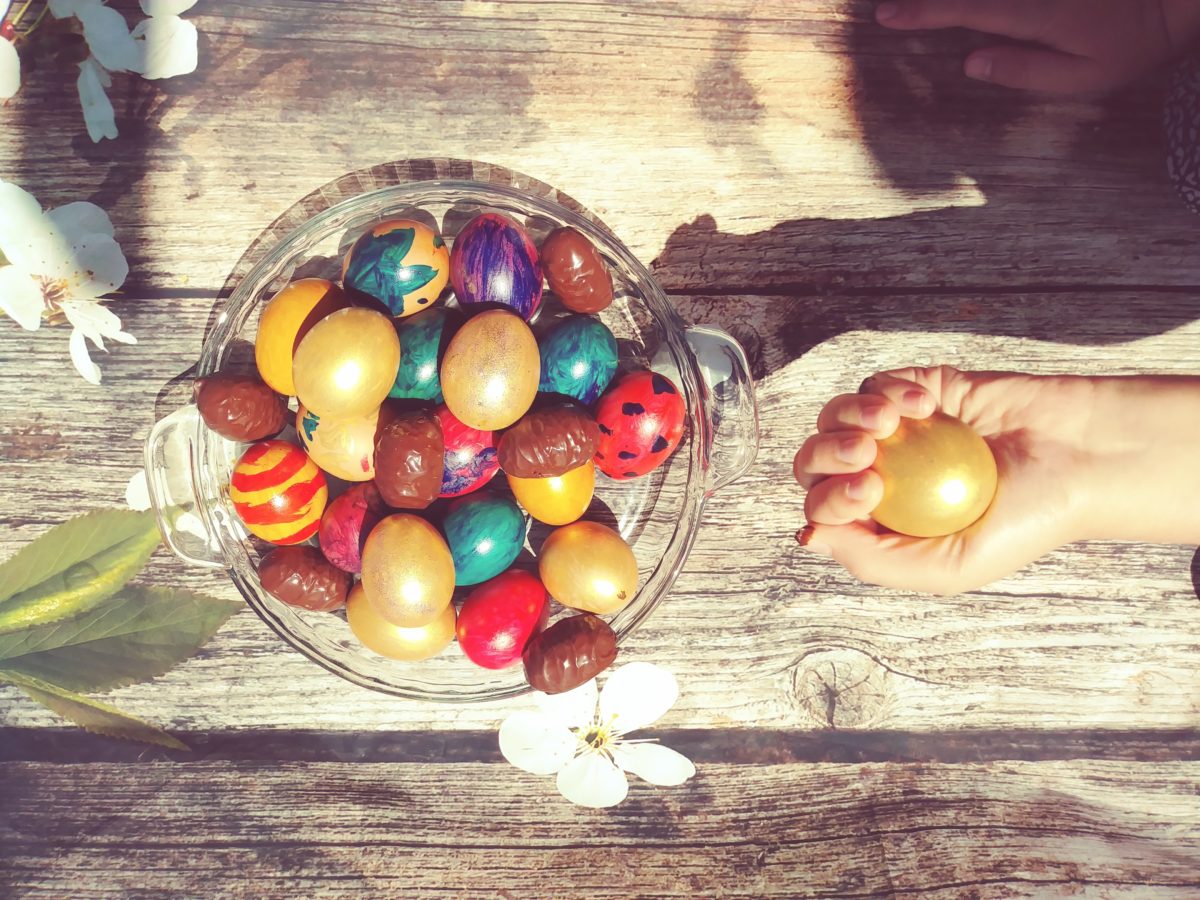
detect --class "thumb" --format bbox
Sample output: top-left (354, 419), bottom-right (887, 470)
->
top-left (965, 46), bottom-right (1111, 95)
top-left (800, 520), bottom-right (968, 595)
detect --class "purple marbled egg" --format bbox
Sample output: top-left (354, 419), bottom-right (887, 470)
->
top-left (449, 213), bottom-right (543, 320)
top-left (435, 404), bottom-right (500, 498)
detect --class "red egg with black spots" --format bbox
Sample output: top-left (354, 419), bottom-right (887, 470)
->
top-left (593, 371), bottom-right (685, 479)
top-left (456, 570), bottom-right (548, 670)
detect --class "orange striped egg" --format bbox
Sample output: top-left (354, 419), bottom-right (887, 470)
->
top-left (230, 440), bottom-right (328, 545)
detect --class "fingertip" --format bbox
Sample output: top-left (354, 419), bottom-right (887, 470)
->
top-left (844, 468), bottom-right (884, 509)
top-left (901, 387), bottom-right (935, 419)
top-left (965, 52), bottom-right (994, 82)
top-left (796, 523), bottom-right (832, 557)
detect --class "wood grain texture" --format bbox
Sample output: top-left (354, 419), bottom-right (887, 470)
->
top-left (2, 760), bottom-right (1198, 898)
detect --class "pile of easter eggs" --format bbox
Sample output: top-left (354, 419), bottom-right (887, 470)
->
top-left (195, 212), bottom-right (686, 694)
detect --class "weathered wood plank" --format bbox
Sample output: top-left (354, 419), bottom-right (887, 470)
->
top-left (1, 293), bottom-right (1196, 733)
top-left (1, 761), bottom-right (1197, 898)
top-left (0, 1), bottom-right (1191, 296)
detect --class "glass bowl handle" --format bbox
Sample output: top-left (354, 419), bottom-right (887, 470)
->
top-left (686, 325), bottom-right (759, 496)
top-left (144, 404), bottom-right (227, 570)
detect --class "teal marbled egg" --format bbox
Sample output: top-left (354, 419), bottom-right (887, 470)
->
top-left (537, 315), bottom-right (618, 405)
top-left (442, 493), bottom-right (527, 586)
top-left (390, 307), bottom-right (458, 402)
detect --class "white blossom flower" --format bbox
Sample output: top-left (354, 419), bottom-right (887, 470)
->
top-left (0, 2), bottom-right (19, 101)
top-left (0, 181), bottom-right (134, 384)
top-left (499, 662), bottom-right (695, 808)
top-left (133, 0), bottom-right (198, 80)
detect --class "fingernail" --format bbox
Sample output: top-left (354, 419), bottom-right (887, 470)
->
top-left (903, 389), bottom-right (930, 413)
top-left (860, 403), bottom-right (884, 431)
top-left (837, 435), bottom-right (862, 464)
top-left (846, 475), bottom-right (869, 502)
top-left (875, 2), bottom-right (899, 22)
top-left (965, 55), bottom-right (993, 81)
top-left (797, 525), bottom-right (832, 556)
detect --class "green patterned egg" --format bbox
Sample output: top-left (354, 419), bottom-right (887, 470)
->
top-left (390, 307), bottom-right (459, 402)
top-left (442, 493), bottom-right (527, 587)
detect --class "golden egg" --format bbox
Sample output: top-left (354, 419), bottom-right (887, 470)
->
top-left (360, 514), bottom-right (456, 627)
top-left (870, 411), bottom-right (998, 538)
top-left (346, 583), bottom-right (456, 661)
top-left (292, 307), bottom-right (401, 419)
top-left (440, 309), bottom-right (540, 431)
top-left (254, 278), bottom-right (348, 396)
top-left (295, 403), bottom-right (380, 482)
top-left (508, 460), bottom-right (595, 526)
top-left (538, 520), bottom-right (638, 615)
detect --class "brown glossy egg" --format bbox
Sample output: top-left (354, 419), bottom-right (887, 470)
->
top-left (538, 521), bottom-right (639, 615)
top-left (346, 583), bottom-right (456, 661)
top-left (292, 307), bottom-right (401, 419)
top-left (360, 514), bottom-right (455, 627)
top-left (871, 411), bottom-right (998, 538)
top-left (440, 309), bottom-right (540, 431)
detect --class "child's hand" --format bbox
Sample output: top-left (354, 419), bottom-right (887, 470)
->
top-left (794, 366), bottom-right (1106, 594)
top-left (875, 0), bottom-right (1200, 94)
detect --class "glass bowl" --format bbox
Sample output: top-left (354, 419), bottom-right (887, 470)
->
top-left (145, 159), bottom-right (758, 703)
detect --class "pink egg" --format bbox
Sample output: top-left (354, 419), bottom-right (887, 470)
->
top-left (435, 404), bottom-right (499, 498)
top-left (318, 483), bottom-right (389, 573)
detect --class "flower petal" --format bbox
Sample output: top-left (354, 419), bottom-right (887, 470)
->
top-left (60, 300), bottom-right (135, 345)
top-left (69, 327), bottom-right (103, 384)
top-left (499, 711), bottom-right (577, 776)
top-left (47, 201), bottom-right (115, 242)
top-left (48, 0), bottom-right (96, 18)
top-left (125, 469), bottom-right (151, 511)
top-left (77, 58), bottom-right (118, 143)
top-left (600, 662), bottom-right (680, 734)
top-left (49, 232), bottom-right (128, 299)
top-left (612, 743), bottom-right (696, 787)
top-left (556, 752), bottom-right (628, 808)
top-left (140, 0), bottom-right (198, 15)
top-left (0, 266), bottom-right (44, 330)
top-left (0, 181), bottom-right (48, 266)
top-left (133, 15), bottom-right (197, 79)
top-left (534, 677), bottom-right (597, 731)
top-left (0, 35), bottom-right (19, 100)
top-left (77, 2), bottom-right (140, 73)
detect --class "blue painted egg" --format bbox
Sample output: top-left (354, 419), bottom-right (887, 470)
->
top-left (342, 218), bottom-right (450, 318)
top-left (442, 493), bottom-right (527, 586)
top-left (538, 315), bottom-right (618, 404)
top-left (436, 404), bottom-right (500, 498)
top-left (390, 307), bottom-right (458, 402)
top-left (449, 213), bottom-right (543, 320)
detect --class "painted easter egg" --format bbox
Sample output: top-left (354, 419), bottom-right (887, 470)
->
top-left (390, 306), bottom-right (459, 402)
top-left (538, 521), bottom-right (638, 615)
top-left (254, 278), bottom-right (348, 396)
top-left (342, 218), bottom-right (450, 318)
top-left (442, 493), bottom-right (527, 587)
top-left (230, 440), bottom-right (328, 545)
top-left (346, 583), bottom-right (456, 661)
top-left (507, 460), bottom-right (595, 526)
top-left (292, 307), bottom-right (400, 419)
top-left (360, 514), bottom-right (455, 628)
top-left (436, 404), bottom-right (499, 498)
top-left (296, 404), bottom-right (379, 482)
top-left (441, 309), bottom-right (540, 431)
top-left (317, 482), bottom-right (388, 573)
top-left (456, 570), bottom-right (548, 670)
top-left (594, 371), bottom-right (685, 480)
top-left (540, 227), bottom-right (614, 314)
top-left (537, 315), bottom-right (618, 404)
top-left (449, 213), bottom-right (542, 319)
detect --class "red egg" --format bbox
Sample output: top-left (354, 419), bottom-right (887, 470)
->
top-left (435, 403), bottom-right (499, 497)
top-left (318, 483), bottom-right (389, 573)
top-left (594, 371), bottom-right (686, 479)
top-left (456, 569), bottom-right (548, 670)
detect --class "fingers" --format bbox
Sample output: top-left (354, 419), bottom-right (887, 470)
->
top-left (856, 373), bottom-right (936, 420)
top-left (815, 393), bottom-right (901, 437)
top-left (797, 520), bottom-right (971, 595)
top-left (802, 470), bottom-right (884, 525)
top-left (875, 0), bottom-right (1052, 42)
top-left (964, 46), bottom-right (1112, 94)
top-left (793, 430), bottom-right (878, 489)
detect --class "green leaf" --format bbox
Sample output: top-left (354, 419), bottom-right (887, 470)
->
top-left (0, 586), bottom-right (242, 692)
top-left (0, 510), bottom-right (162, 635)
top-left (0, 670), bottom-right (188, 751)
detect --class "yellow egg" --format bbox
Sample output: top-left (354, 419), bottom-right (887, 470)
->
top-left (292, 307), bottom-right (401, 419)
top-left (508, 460), bottom-right (594, 526)
top-left (360, 514), bottom-right (455, 627)
top-left (346, 583), bottom-right (456, 661)
top-left (538, 520), bottom-right (638, 615)
top-left (254, 278), bottom-right (348, 396)
top-left (295, 403), bottom-right (379, 482)
top-left (871, 411), bottom-right (998, 538)
top-left (440, 310), bottom-right (539, 431)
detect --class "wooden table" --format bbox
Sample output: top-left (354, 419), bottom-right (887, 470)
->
top-left (3, 2), bottom-right (1200, 896)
